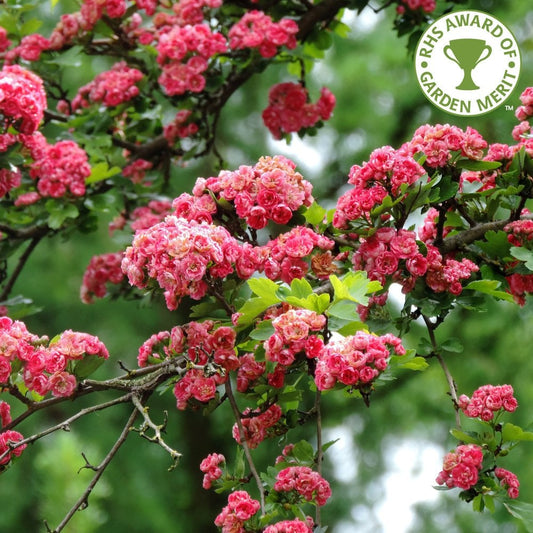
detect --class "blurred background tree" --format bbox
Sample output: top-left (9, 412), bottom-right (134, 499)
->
top-left (0, 0), bottom-right (532, 531)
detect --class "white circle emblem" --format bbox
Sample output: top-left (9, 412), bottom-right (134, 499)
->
top-left (415, 10), bottom-right (521, 116)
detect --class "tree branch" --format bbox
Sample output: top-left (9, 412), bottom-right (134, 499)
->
top-left (438, 219), bottom-right (509, 255)
top-left (48, 406), bottom-right (139, 533)
top-left (0, 235), bottom-right (45, 301)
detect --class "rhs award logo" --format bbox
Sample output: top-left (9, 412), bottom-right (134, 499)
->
top-left (415, 10), bottom-right (521, 116)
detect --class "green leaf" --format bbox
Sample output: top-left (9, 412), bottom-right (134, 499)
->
top-left (292, 440), bottom-right (315, 464)
top-left (288, 277), bottom-right (313, 299)
top-left (234, 446), bottom-right (245, 480)
top-left (472, 494), bottom-right (484, 512)
top-left (484, 494), bottom-right (496, 514)
top-left (465, 280), bottom-right (515, 302)
top-left (73, 355), bottom-right (105, 379)
top-left (249, 320), bottom-right (274, 341)
top-left (236, 297), bottom-right (275, 327)
top-left (441, 338), bottom-right (463, 354)
top-left (303, 201), bottom-right (326, 225)
top-left (20, 18), bottom-right (42, 35)
top-left (330, 271), bottom-right (382, 307)
top-left (86, 162), bottom-right (121, 184)
top-left (450, 429), bottom-right (481, 444)
top-left (247, 278), bottom-right (281, 302)
top-left (330, 20), bottom-right (351, 38)
top-left (328, 300), bottom-right (358, 320)
top-left (502, 423), bottom-right (533, 442)
top-left (455, 159), bottom-right (502, 171)
top-left (504, 501), bottom-right (533, 533)
top-left (475, 230), bottom-right (511, 258)
top-left (46, 202), bottom-right (79, 230)
top-left (48, 45), bottom-right (83, 67)
top-left (510, 246), bottom-right (533, 271)
top-left (397, 356), bottom-right (429, 371)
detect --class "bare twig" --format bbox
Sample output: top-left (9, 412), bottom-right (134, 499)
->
top-left (0, 235), bottom-right (45, 301)
top-left (49, 407), bottom-right (139, 533)
top-left (422, 315), bottom-right (461, 429)
top-left (131, 394), bottom-right (182, 470)
top-left (0, 394), bottom-right (133, 464)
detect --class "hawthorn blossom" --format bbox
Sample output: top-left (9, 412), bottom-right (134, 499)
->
top-left (0, 64), bottom-right (47, 134)
top-left (228, 11), bottom-right (298, 58)
top-left (495, 467), bottom-right (520, 499)
top-left (262, 82), bottom-right (336, 139)
top-left (457, 384), bottom-right (518, 421)
top-left (80, 252), bottom-right (125, 304)
top-left (200, 452), bottom-right (225, 489)
top-left (435, 444), bottom-right (484, 490)
top-left (274, 466), bottom-right (332, 506)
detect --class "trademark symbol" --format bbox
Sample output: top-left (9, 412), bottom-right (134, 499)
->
top-left (505, 105), bottom-right (515, 111)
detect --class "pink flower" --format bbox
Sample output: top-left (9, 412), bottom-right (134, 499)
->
top-left (0, 430), bottom-right (26, 465)
top-left (436, 444), bottom-right (483, 490)
top-left (48, 371), bottom-right (77, 397)
top-left (200, 452), bottom-right (225, 489)
top-left (274, 466), bottom-right (332, 506)
top-left (0, 65), bottom-right (47, 134)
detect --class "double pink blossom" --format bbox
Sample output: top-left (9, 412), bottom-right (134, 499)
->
top-left (274, 466), bottom-right (332, 506)
top-left (435, 444), bottom-right (484, 490)
top-left (458, 384), bottom-right (518, 421)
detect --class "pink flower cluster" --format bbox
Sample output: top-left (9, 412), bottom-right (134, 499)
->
top-left (130, 199), bottom-right (173, 231)
top-left (80, 252), bottom-right (125, 304)
top-left (274, 466), bottom-right (332, 506)
top-left (30, 140), bottom-right (91, 198)
top-left (172, 0), bottom-right (222, 26)
top-left (163, 110), bottom-right (199, 144)
top-left (506, 273), bottom-right (533, 306)
top-left (314, 331), bottom-right (405, 391)
top-left (200, 452), bottom-right (225, 489)
top-left (495, 467), bottom-right (520, 499)
top-left (156, 24), bottom-right (226, 96)
top-left (137, 321), bottom-right (237, 409)
top-left (407, 124), bottom-right (487, 167)
top-left (0, 169), bottom-right (21, 198)
top-left (236, 352), bottom-right (265, 393)
top-left (72, 62), bottom-right (144, 110)
top-left (189, 155), bottom-right (313, 229)
top-left (122, 159), bottom-right (153, 185)
top-left (264, 519), bottom-right (313, 533)
top-left (214, 490), bottom-right (260, 533)
top-left (262, 83), bottom-right (336, 140)
top-left (122, 216), bottom-right (260, 309)
top-left (515, 87), bottom-right (533, 122)
top-left (228, 10), bottom-right (298, 58)
top-left (352, 227), bottom-right (479, 300)
top-left (0, 401), bottom-right (26, 466)
top-left (265, 309), bottom-right (326, 368)
top-left (435, 444), bottom-right (484, 490)
top-left (0, 317), bottom-right (108, 399)
top-left (232, 404), bottom-right (282, 449)
top-left (264, 226), bottom-right (335, 284)
top-left (458, 384), bottom-right (518, 422)
top-left (0, 65), bottom-right (47, 135)
top-left (333, 145), bottom-right (426, 229)
top-left (0, 27), bottom-right (10, 52)
top-left (505, 219), bottom-right (533, 247)
top-left (397, 0), bottom-right (436, 13)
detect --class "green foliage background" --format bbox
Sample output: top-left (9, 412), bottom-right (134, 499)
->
top-left (0, 0), bottom-right (532, 531)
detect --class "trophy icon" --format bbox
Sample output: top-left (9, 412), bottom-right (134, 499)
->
top-left (443, 39), bottom-right (492, 90)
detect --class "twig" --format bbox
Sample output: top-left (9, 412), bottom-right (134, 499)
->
top-left (0, 235), bottom-right (44, 301)
top-left (224, 380), bottom-right (265, 514)
top-left (422, 315), bottom-right (461, 429)
top-left (0, 394), bottom-right (133, 464)
top-left (131, 394), bottom-right (182, 470)
top-left (49, 407), bottom-right (139, 533)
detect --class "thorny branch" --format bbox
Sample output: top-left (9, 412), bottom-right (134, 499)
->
top-left (131, 394), bottom-right (182, 470)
